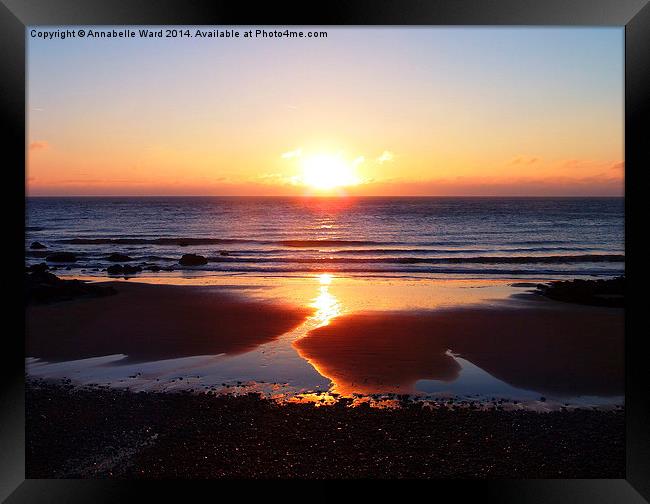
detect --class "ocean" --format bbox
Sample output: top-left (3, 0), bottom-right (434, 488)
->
top-left (25, 196), bottom-right (624, 279)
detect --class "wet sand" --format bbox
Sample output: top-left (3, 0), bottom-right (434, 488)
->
top-left (26, 379), bottom-right (624, 479)
top-left (295, 300), bottom-right (624, 397)
top-left (27, 279), bottom-right (624, 400)
top-left (26, 282), bottom-right (311, 362)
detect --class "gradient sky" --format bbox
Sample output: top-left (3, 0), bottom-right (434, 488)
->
top-left (27, 27), bottom-right (624, 196)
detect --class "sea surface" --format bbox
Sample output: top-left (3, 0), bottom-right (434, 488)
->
top-left (26, 197), bottom-right (625, 279)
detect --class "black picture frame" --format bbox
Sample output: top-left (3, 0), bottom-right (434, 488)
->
top-left (1, 0), bottom-right (648, 501)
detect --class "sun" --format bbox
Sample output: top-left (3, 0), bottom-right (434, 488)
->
top-left (300, 154), bottom-right (360, 190)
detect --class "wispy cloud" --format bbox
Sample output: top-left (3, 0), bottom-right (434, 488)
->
top-left (281, 148), bottom-right (302, 159)
top-left (510, 156), bottom-right (540, 165)
top-left (348, 173), bottom-right (624, 197)
top-left (29, 141), bottom-right (49, 151)
top-left (555, 158), bottom-right (625, 174)
top-left (376, 150), bottom-right (394, 164)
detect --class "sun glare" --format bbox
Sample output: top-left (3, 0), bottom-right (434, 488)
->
top-left (311, 274), bottom-right (341, 327)
top-left (318, 273), bottom-right (333, 285)
top-left (300, 154), bottom-right (360, 190)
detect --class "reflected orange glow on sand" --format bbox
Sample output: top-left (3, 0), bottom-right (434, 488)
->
top-left (293, 274), bottom-right (461, 395)
top-left (294, 305), bottom-right (624, 398)
top-left (294, 312), bottom-right (461, 395)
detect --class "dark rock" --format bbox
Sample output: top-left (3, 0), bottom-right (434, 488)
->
top-left (123, 265), bottom-right (142, 275)
top-left (30, 241), bottom-right (47, 249)
top-left (536, 277), bottom-right (624, 307)
top-left (28, 262), bottom-right (49, 274)
top-left (107, 264), bottom-right (142, 275)
top-left (25, 270), bottom-right (116, 304)
top-left (106, 253), bottom-right (133, 262)
top-left (219, 251), bottom-right (230, 256)
top-left (179, 254), bottom-right (208, 266)
top-left (107, 265), bottom-right (123, 275)
top-left (26, 250), bottom-right (49, 258)
top-left (46, 252), bottom-right (77, 263)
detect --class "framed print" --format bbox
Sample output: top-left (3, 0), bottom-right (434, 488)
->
top-left (1, 0), bottom-right (648, 501)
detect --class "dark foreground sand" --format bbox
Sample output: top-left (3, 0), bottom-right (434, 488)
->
top-left (26, 379), bottom-right (624, 479)
top-left (26, 282), bottom-right (311, 362)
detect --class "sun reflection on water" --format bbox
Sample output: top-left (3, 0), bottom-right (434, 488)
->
top-left (311, 274), bottom-right (341, 327)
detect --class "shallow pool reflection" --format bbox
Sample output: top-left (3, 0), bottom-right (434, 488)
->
top-left (310, 274), bottom-right (342, 327)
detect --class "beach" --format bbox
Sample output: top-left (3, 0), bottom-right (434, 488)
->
top-left (25, 273), bottom-right (624, 478)
top-left (26, 275), bottom-right (624, 401)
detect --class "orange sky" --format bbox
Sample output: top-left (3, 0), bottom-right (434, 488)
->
top-left (27, 27), bottom-right (624, 196)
